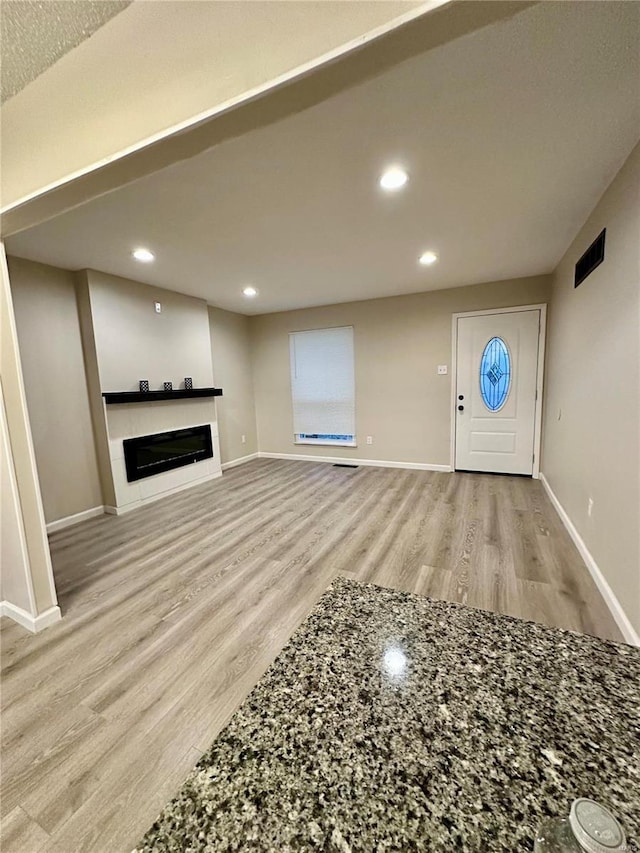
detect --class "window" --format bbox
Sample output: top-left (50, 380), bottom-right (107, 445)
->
top-left (480, 337), bottom-right (511, 412)
top-left (289, 327), bottom-right (355, 446)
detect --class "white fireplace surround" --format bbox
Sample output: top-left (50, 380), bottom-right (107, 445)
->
top-left (104, 398), bottom-right (222, 515)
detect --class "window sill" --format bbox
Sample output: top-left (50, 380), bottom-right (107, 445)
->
top-left (295, 439), bottom-right (357, 447)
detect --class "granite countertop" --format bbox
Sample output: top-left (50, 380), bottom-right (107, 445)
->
top-left (135, 577), bottom-right (640, 852)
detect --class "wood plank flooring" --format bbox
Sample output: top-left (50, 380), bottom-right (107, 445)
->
top-left (0, 460), bottom-right (621, 852)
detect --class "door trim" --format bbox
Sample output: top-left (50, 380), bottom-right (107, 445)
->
top-left (449, 304), bottom-right (547, 478)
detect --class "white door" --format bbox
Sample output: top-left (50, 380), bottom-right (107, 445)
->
top-left (454, 309), bottom-right (541, 475)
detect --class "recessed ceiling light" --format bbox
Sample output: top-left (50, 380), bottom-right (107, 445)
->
top-left (132, 247), bottom-right (155, 262)
top-left (243, 286), bottom-right (258, 297)
top-left (419, 251), bottom-right (438, 266)
top-left (379, 167), bottom-right (408, 191)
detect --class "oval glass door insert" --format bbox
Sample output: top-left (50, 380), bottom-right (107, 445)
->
top-left (480, 337), bottom-right (511, 411)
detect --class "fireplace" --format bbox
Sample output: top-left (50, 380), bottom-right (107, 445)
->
top-left (123, 425), bottom-right (213, 483)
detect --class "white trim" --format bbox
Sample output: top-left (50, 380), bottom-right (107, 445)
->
top-left (0, 379), bottom-right (37, 614)
top-left (540, 473), bottom-right (639, 647)
top-left (103, 470), bottom-right (223, 515)
top-left (0, 602), bottom-right (61, 633)
top-left (46, 506), bottom-right (105, 533)
top-left (258, 452), bottom-right (450, 472)
top-left (450, 303), bottom-right (547, 478)
top-left (1, 244), bottom-right (59, 608)
top-left (451, 304), bottom-right (548, 320)
top-left (1, 1), bottom-right (447, 216)
top-left (449, 314), bottom-right (459, 476)
top-left (532, 305), bottom-right (547, 479)
top-left (221, 452), bottom-right (259, 471)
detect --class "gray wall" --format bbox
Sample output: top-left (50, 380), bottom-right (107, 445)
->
top-left (209, 306), bottom-right (258, 464)
top-left (85, 269), bottom-right (214, 392)
top-left (251, 275), bottom-right (551, 465)
top-left (542, 142), bottom-right (640, 634)
top-left (7, 262), bottom-right (261, 521)
top-left (9, 257), bottom-right (103, 523)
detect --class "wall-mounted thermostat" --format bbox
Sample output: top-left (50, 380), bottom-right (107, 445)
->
top-left (437, 365), bottom-right (448, 375)
top-left (155, 302), bottom-right (162, 313)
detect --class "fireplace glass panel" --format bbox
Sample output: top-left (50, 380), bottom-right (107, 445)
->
top-left (123, 425), bottom-right (213, 482)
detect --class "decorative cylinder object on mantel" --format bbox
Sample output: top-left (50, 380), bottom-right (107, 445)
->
top-left (164, 382), bottom-right (172, 391)
top-left (184, 377), bottom-right (193, 390)
top-left (139, 380), bottom-right (149, 392)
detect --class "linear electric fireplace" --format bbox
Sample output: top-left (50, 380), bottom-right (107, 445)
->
top-left (123, 425), bottom-right (213, 483)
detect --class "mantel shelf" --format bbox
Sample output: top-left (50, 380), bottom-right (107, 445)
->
top-left (102, 388), bottom-right (223, 405)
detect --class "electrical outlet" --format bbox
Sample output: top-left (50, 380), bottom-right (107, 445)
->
top-left (241, 434), bottom-right (246, 444)
top-left (154, 302), bottom-right (162, 313)
top-left (588, 498), bottom-right (594, 517)
top-left (437, 365), bottom-right (448, 375)
top-left (366, 436), bottom-right (373, 445)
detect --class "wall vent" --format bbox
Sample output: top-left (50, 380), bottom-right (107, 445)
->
top-left (574, 228), bottom-right (606, 288)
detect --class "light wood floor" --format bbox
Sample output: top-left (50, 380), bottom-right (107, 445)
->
top-left (0, 459), bottom-right (621, 853)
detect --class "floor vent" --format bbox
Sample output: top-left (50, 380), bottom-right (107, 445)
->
top-left (575, 228), bottom-right (606, 288)
top-left (333, 463), bottom-right (359, 468)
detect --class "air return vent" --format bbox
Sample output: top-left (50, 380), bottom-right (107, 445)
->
top-left (575, 228), bottom-right (606, 288)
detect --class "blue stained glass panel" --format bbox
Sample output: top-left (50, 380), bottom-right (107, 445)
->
top-left (480, 337), bottom-right (511, 411)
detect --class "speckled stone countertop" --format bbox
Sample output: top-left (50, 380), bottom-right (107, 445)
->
top-left (135, 578), bottom-right (640, 852)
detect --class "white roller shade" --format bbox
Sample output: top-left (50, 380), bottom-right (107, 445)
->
top-left (289, 326), bottom-right (355, 437)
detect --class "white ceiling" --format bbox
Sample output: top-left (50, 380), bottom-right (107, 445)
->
top-left (6, 1), bottom-right (640, 315)
top-left (2, 0), bottom-right (432, 210)
top-left (0, 0), bottom-right (131, 103)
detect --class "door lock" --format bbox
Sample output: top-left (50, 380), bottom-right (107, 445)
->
top-left (458, 405), bottom-right (464, 412)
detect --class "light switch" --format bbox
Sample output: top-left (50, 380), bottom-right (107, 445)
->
top-left (155, 302), bottom-right (162, 313)
top-left (437, 365), bottom-right (448, 375)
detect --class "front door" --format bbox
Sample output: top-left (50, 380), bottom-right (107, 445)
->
top-left (454, 309), bottom-right (541, 475)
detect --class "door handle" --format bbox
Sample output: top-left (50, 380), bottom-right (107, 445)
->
top-left (458, 405), bottom-right (464, 412)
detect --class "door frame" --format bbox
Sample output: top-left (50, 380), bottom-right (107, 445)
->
top-left (449, 303), bottom-right (547, 479)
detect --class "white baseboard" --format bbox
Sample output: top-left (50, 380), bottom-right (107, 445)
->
top-left (221, 452), bottom-right (259, 470)
top-left (104, 470), bottom-right (223, 515)
top-left (540, 473), bottom-right (639, 647)
top-left (258, 451), bottom-right (451, 472)
top-left (0, 601), bottom-right (61, 633)
top-left (46, 505), bottom-right (105, 533)
top-left (100, 453), bottom-right (448, 513)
